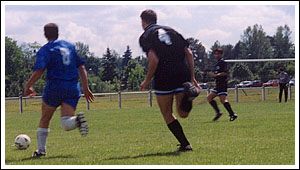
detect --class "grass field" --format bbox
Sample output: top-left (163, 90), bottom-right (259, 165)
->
top-left (4, 88), bottom-right (296, 165)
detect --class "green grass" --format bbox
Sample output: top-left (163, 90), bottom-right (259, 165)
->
top-left (5, 88), bottom-right (296, 165)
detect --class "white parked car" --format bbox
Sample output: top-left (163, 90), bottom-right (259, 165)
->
top-left (236, 81), bottom-right (253, 88)
top-left (289, 78), bottom-right (295, 86)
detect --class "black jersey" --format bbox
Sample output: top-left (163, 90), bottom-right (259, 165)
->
top-left (139, 24), bottom-right (191, 91)
top-left (214, 58), bottom-right (228, 85)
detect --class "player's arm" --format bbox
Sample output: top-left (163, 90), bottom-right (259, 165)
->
top-left (210, 61), bottom-right (229, 78)
top-left (78, 65), bottom-right (94, 103)
top-left (140, 49), bottom-right (159, 90)
top-left (210, 72), bottom-right (229, 78)
top-left (184, 47), bottom-right (201, 89)
top-left (217, 72), bottom-right (229, 77)
top-left (24, 69), bottom-right (44, 97)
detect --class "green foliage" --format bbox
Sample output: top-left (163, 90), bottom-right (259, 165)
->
top-left (112, 76), bottom-right (121, 92)
top-left (5, 24), bottom-right (295, 97)
top-left (5, 37), bottom-right (43, 97)
top-left (241, 24), bottom-right (273, 74)
top-left (230, 63), bottom-right (254, 81)
top-left (187, 38), bottom-right (207, 71)
top-left (101, 48), bottom-right (117, 82)
top-left (273, 25), bottom-right (294, 58)
top-left (74, 42), bottom-right (90, 60)
top-left (127, 61), bottom-right (145, 91)
top-left (135, 55), bottom-right (148, 73)
top-left (122, 45), bottom-right (132, 70)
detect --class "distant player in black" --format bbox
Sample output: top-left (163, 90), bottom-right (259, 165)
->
top-left (207, 48), bottom-right (238, 121)
top-left (278, 67), bottom-right (290, 103)
top-left (139, 9), bottom-right (200, 152)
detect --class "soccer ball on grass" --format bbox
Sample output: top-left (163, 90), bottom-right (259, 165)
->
top-left (14, 134), bottom-right (31, 150)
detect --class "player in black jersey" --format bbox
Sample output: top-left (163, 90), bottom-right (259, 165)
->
top-left (139, 9), bottom-right (200, 152)
top-left (207, 48), bottom-right (238, 121)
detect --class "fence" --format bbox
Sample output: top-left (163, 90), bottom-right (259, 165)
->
top-left (5, 86), bottom-right (294, 114)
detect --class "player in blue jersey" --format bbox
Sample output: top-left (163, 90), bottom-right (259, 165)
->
top-left (24, 23), bottom-right (94, 158)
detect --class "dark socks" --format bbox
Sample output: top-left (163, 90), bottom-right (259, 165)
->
top-left (167, 119), bottom-right (190, 147)
top-left (223, 102), bottom-right (235, 116)
top-left (209, 100), bottom-right (220, 113)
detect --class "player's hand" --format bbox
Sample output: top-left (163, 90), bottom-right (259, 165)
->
top-left (24, 87), bottom-right (37, 97)
top-left (209, 73), bottom-right (217, 78)
top-left (192, 78), bottom-right (201, 90)
top-left (83, 88), bottom-right (94, 103)
top-left (140, 79), bottom-right (150, 91)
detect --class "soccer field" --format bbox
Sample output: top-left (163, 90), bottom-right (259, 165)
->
top-left (4, 88), bottom-right (296, 165)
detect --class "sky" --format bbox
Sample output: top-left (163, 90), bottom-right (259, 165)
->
top-left (3, 1), bottom-right (297, 58)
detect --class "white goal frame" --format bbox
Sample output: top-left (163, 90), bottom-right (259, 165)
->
top-left (224, 58), bottom-right (295, 62)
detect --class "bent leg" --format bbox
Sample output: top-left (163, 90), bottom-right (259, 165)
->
top-left (61, 102), bottom-right (77, 131)
top-left (220, 95), bottom-right (235, 116)
top-left (219, 95), bottom-right (228, 104)
top-left (207, 92), bottom-right (220, 113)
top-left (207, 92), bottom-right (217, 103)
top-left (175, 92), bottom-right (190, 118)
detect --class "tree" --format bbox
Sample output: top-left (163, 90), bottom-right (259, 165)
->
top-left (220, 44), bottom-right (234, 70)
top-left (74, 42), bottom-right (90, 60)
top-left (5, 37), bottom-right (27, 96)
top-left (271, 25), bottom-right (295, 78)
top-left (122, 59), bottom-right (139, 89)
top-left (241, 24), bottom-right (273, 78)
top-left (232, 41), bottom-right (244, 60)
top-left (74, 42), bottom-right (102, 77)
top-left (206, 41), bottom-right (221, 71)
top-left (230, 63), bottom-right (254, 81)
top-left (101, 47), bottom-right (117, 82)
top-left (112, 76), bottom-right (121, 92)
top-left (258, 62), bottom-right (278, 82)
top-left (186, 38), bottom-right (207, 71)
top-left (135, 55), bottom-right (148, 73)
top-left (121, 45), bottom-right (132, 70)
top-left (273, 25), bottom-right (294, 59)
top-left (221, 44), bottom-right (234, 60)
top-left (127, 60), bottom-right (145, 90)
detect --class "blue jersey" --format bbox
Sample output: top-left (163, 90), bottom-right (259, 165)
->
top-left (33, 40), bottom-right (85, 81)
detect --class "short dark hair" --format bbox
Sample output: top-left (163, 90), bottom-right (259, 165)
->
top-left (213, 48), bottom-right (223, 54)
top-left (140, 9), bottom-right (157, 24)
top-left (44, 23), bottom-right (58, 40)
top-left (279, 67), bottom-right (284, 71)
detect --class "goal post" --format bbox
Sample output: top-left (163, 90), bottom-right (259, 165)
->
top-left (224, 58), bottom-right (295, 62)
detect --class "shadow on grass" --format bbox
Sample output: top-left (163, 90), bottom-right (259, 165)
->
top-left (5, 154), bottom-right (74, 164)
top-left (103, 151), bottom-right (181, 161)
top-left (201, 120), bottom-right (228, 124)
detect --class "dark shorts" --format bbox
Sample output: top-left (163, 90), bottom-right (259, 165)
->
top-left (153, 61), bottom-right (191, 91)
top-left (212, 83), bottom-right (228, 96)
top-left (42, 80), bottom-right (81, 109)
top-left (154, 87), bottom-right (184, 95)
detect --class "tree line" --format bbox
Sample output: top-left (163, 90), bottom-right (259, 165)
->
top-left (5, 24), bottom-right (295, 97)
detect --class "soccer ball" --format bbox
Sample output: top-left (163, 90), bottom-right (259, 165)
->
top-left (14, 134), bottom-right (31, 150)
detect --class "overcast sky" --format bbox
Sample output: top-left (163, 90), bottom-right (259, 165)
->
top-left (3, 2), bottom-right (297, 58)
